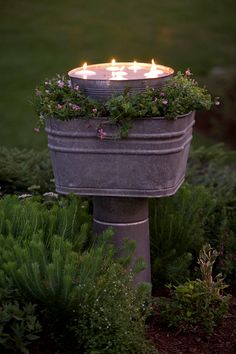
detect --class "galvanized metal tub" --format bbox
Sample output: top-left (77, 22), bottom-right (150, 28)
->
top-left (68, 63), bottom-right (174, 101)
top-left (45, 111), bottom-right (195, 198)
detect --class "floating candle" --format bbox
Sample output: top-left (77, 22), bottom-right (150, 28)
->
top-left (75, 62), bottom-right (96, 77)
top-left (110, 70), bottom-right (128, 80)
top-left (106, 59), bottom-right (120, 71)
top-left (128, 61), bottom-right (142, 72)
top-left (69, 60), bottom-right (173, 81)
top-left (144, 59), bottom-right (164, 78)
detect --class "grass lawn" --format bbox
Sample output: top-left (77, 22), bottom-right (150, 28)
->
top-left (1, 0), bottom-right (236, 149)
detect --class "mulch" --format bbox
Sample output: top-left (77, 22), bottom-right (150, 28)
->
top-left (14, 290), bottom-right (236, 354)
top-left (147, 295), bottom-right (236, 354)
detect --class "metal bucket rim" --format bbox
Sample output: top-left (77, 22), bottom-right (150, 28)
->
top-left (68, 62), bottom-right (174, 82)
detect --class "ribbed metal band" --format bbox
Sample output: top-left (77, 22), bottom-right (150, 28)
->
top-left (47, 135), bottom-right (192, 155)
top-left (55, 176), bottom-right (185, 198)
top-left (45, 118), bottom-right (195, 140)
top-left (93, 218), bottom-right (149, 227)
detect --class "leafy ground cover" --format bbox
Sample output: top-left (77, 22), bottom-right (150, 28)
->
top-left (1, 0), bottom-right (236, 149)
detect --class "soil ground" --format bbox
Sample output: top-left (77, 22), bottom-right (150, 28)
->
top-left (148, 294), bottom-right (236, 354)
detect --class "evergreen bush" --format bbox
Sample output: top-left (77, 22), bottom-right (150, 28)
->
top-left (0, 195), bottom-right (92, 250)
top-left (0, 147), bottom-right (53, 194)
top-left (149, 184), bottom-right (214, 286)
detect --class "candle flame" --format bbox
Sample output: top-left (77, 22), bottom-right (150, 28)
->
top-left (83, 62), bottom-right (87, 70)
top-left (111, 59), bottom-right (116, 66)
top-left (151, 59), bottom-right (157, 71)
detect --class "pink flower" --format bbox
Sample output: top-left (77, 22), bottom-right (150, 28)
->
top-left (92, 108), bottom-right (97, 113)
top-left (185, 68), bottom-right (191, 76)
top-left (162, 99), bottom-right (168, 105)
top-left (57, 80), bottom-right (65, 88)
top-left (57, 104), bottom-right (64, 109)
top-left (71, 104), bottom-right (81, 111)
top-left (97, 128), bottom-right (107, 140)
top-left (34, 127), bottom-right (40, 133)
top-left (74, 84), bottom-right (80, 91)
top-left (160, 92), bottom-right (165, 97)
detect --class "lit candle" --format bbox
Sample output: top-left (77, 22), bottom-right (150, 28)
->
top-left (128, 61), bottom-right (141, 72)
top-left (106, 59), bottom-right (120, 71)
top-left (144, 59), bottom-right (164, 78)
top-left (110, 69), bottom-right (128, 80)
top-left (75, 62), bottom-right (96, 78)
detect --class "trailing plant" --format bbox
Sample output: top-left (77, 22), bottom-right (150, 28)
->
top-left (157, 244), bottom-right (231, 334)
top-left (0, 146), bottom-right (53, 194)
top-left (149, 184), bottom-right (214, 286)
top-left (34, 71), bottom-right (214, 137)
top-left (34, 74), bottom-right (105, 125)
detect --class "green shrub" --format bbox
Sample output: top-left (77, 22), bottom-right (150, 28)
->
top-left (0, 195), bottom-right (92, 250)
top-left (0, 194), bottom-right (154, 354)
top-left (187, 144), bottom-right (236, 199)
top-left (149, 184), bottom-right (214, 286)
top-left (187, 144), bottom-right (236, 280)
top-left (0, 230), bottom-right (155, 353)
top-left (0, 147), bottom-right (53, 194)
top-left (158, 244), bottom-right (231, 333)
top-left (0, 274), bottom-right (41, 354)
top-left (0, 301), bottom-right (41, 354)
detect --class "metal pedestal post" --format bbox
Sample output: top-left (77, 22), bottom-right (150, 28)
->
top-left (93, 196), bottom-right (151, 284)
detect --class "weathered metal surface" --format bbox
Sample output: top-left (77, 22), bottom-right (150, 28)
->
top-left (93, 197), bottom-right (151, 284)
top-left (45, 111), bottom-right (195, 198)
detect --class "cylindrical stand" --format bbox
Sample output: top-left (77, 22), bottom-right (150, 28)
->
top-left (93, 196), bottom-right (151, 284)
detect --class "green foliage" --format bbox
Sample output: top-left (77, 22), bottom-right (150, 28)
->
top-left (35, 72), bottom-right (213, 133)
top-left (0, 146), bottom-right (53, 194)
top-left (0, 195), bottom-right (154, 353)
top-left (158, 244), bottom-right (231, 333)
top-left (0, 301), bottom-right (41, 354)
top-left (0, 230), bottom-right (155, 353)
top-left (187, 144), bottom-right (236, 281)
top-left (67, 262), bottom-right (155, 354)
top-left (34, 74), bottom-right (105, 124)
top-left (187, 144), bottom-right (236, 199)
top-left (0, 277), bottom-right (41, 354)
top-left (149, 184), bottom-right (214, 286)
top-left (160, 72), bottom-right (212, 118)
top-left (0, 195), bottom-right (92, 250)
